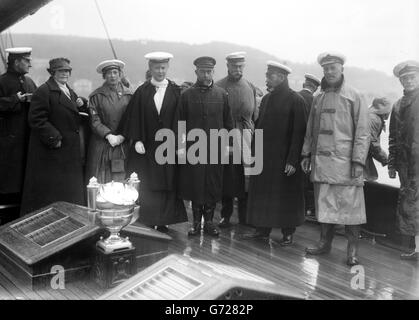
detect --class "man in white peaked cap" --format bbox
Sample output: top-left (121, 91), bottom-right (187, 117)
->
top-left (119, 51), bottom-right (187, 233)
top-left (299, 73), bottom-right (321, 117)
top-left (301, 52), bottom-right (369, 266)
top-left (0, 47), bottom-right (37, 215)
top-left (243, 60), bottom-right (307, 246)
top-left (388, 60), bottom-right (419, 260)
top-left (216, 51), bottom-right (258, 228)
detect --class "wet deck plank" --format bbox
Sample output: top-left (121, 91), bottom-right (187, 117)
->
top-left (0, 207), bottom-right (418, 300)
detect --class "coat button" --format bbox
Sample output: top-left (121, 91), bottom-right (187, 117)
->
top-left (75, 130), bottom-right (79, 133)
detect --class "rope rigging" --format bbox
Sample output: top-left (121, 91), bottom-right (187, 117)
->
top-left (94, 0), bottom-right (117, 60)
top-left (93, 0), bottom-right (130, 88)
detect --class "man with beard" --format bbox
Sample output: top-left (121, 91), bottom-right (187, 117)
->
top-left (216, 52), bottom-right (258, 228)
top-left (178, 56), bottom-right (234, 237)
top-left (301, 52), bottom-right (369, 266)
top-left (0, 47), bottom-right (37, 219)
top-left (242, 61), bottom-right (307, 245)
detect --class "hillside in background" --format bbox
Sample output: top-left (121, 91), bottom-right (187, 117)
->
top-left (5, 34), bottom-right (401, 102)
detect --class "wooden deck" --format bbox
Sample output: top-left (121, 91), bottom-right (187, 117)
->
top-left (0, 205), bottom-right (418, 300)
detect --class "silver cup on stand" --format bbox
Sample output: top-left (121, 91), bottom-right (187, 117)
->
top-left (87, 174), bottom-right (140, 254)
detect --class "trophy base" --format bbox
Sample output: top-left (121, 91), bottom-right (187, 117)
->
top-left (92, 246), bottom-right (136, 289)
top-left (96, 237), bottom-right (134, 254)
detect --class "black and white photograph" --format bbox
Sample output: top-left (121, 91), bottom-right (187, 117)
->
top-left (0, 0), bottom-right (418, 305)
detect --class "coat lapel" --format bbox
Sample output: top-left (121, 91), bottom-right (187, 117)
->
top-left (159, 83), bottom-right (174, 120)
top-left (47, 77), bottom-right (79, 114)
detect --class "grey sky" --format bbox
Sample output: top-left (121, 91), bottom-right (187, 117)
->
top-left (10, 0), bottom-right (419, 75)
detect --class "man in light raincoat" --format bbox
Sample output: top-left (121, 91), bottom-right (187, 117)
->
top-left (364, 98), bottom-right (391, 182)
top-left (301, 52), bottom-right (369, 266)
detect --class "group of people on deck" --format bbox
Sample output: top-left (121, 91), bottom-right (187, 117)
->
top-left (1, 45), bottom-right (419, 267)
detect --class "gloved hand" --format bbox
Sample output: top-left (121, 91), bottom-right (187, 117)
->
top-left (285, 164), bottom-right (296, 176)
top-left (135, 141), bottom-right (145, 154)
top-left (106, 134), bottom-right (120, 147)
top-left (76, 97), bottom-right (84, 108)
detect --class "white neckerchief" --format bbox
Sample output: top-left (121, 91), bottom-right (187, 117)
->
top-left (151, 78), bottom-right (168, 115)
top-left (55, 80), bottom-right (71, 100)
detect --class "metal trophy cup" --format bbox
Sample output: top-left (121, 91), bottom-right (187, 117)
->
top-left (87, 173), bottom-right (140, 254)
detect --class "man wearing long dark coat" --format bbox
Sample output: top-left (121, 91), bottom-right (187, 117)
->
top-left (0, 48), bottom-right (36, 213)
top-left (298, 73), bottom-right (321, 217)
top-left (216, 52), bottom-right (257, 228)
top-left (243, 61), bottom-right (307, 245)
top-left (119, 52), bottom-right (187, 233)
top-left (388, 60), bottom-right (419, 260)
top-left (177, 56), bottom-right (234, 237)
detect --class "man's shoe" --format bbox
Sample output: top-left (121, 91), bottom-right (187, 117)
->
top-left (347, 256), bottom-right (360, 266)
top-left (156, 225), bottom-right (169, 233)
top-left (218, 218), bottom-right (232, 229)
top-left (203, 222), bottom-right (219, 237)
top-left (188, 225), bottom-right (201, 236)
top-left (305, 243), bottom-right (332, 255)
top-left (401, 252), bottom-right (419, 261)
top-left (188, 205), bottom-right (203, 237)
top-left (306, 224), bottom-right (334, 255)
top-left (279, 234), bottom-right (293, 247)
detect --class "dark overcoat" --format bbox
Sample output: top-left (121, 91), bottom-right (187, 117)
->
top-left (246, 80), bottom-right (307, 228)
top-left (119, 80), bottom-right (187, 226)
top-left (388, 88), bottom-right (419, 236)
top-left (0, 70), bottom-right (37, 194)
top-left (298, 89), bottom-right (314, 119)
top-left (20, 77), bottom-right (85, 215)
top-left (177, 82), bottom-right (234, 204)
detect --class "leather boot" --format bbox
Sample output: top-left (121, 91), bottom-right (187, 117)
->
top-left (188, 205), bottom-right (203, 236)
top-left (346, 225), bottom-right (360, 266)
top-left (279, 228), bottom-right (295, 247)
top-left (203, 204), bottom-right (219, 237)
top-left (306, 223), bottom-right (335, 255)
